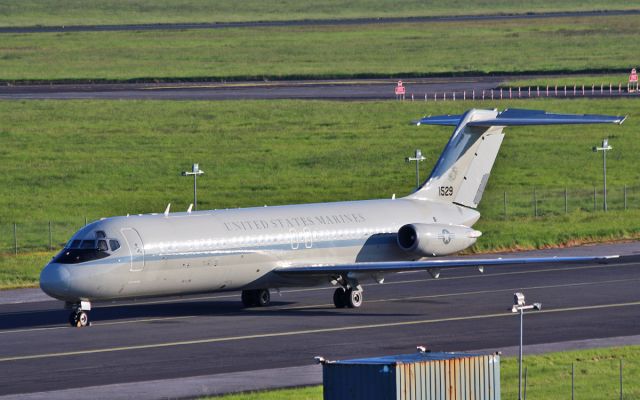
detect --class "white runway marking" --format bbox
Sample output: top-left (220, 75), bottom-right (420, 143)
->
top-left (0, 262), bottom-right (635, 335)
top-left (1, 301), bottom-right (639, 363)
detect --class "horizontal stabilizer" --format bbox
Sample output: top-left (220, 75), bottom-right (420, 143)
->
top-left (414, 114), bottom-right (462, 126)
top-left (274, 255), bottom-right (618, 276)
top-left (468, 108), bottom-right (626, 126)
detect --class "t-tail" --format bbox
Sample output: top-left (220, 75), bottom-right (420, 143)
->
top-left (406, 108), bottom-right (625, 208)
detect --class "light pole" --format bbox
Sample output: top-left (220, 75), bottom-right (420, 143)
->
top-left (181, 163), bottom-right (204, 210)
top-left (512, 292), bottom-right (542, 400)
top-left (405, 149), bottom-right (426, 190)
top-left (593, 139), bottom-right (612, 211)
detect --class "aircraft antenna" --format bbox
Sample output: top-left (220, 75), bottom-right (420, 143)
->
top-left (164, 203), bottom-right (171, 217)
top-left (187, 204), bottom-right (193, 213)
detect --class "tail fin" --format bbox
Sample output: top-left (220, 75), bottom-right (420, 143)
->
top-left (407, 108), bottom-right (625, 208)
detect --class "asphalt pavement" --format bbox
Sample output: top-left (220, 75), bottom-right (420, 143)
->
top-left (2, 76), bottom-right (638, 101)
top-left (0, 78), bottom-right (504, 100)
top-left (1, 9), bottom-right (638, 34)
top-left (0, 242), bottom-right (639, 398)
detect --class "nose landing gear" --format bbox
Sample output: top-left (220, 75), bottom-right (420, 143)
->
top-left (69, 310), bottom-right (89, 327)
top-left (66, 301), bottom-right (92, 327)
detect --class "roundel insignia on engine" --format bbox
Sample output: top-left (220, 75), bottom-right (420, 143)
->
top-left (441, 229), bottom-right (452, 245)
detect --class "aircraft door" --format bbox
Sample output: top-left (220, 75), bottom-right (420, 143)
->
top-left (121, 228), bottom-right (145, 272)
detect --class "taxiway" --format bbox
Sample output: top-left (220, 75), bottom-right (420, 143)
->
top-left (0, 243), bottom-right (638, 397)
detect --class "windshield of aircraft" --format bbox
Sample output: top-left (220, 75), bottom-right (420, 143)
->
top-left (53, 230), bottom-right (122, 264)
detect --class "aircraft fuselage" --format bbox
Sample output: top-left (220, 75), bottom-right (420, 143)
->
top-left (40, 198), bottom-right (479, 303)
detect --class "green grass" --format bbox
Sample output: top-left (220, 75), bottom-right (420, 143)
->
top-left (205, 346), bottom-right (640, 399)
top-left (0, 252), bottom-right (52, 289)
top-left (1, 98), bottom-right (639, 288)
top-left (0, 0), bottom-right (638, 27)
top-left (0, 15), bottom-right (638, 82)
top-left (208, 386), bottom-right (322, 400)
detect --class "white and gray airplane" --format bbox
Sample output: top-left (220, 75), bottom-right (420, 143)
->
top-left (40, 108), bottom-right (624, 327)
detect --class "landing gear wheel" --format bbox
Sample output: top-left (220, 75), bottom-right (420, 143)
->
top-left (241, 289), bottom-right (271, 307)
top-left (346, 288), bottom-right (363, 308)
top-left (256, 289), bottom-right (271, 307)
top-left (241, 290), bottom-right (255, 307)
top-left (69, 310), bottom-right (89, 327)
top-left (333, 288), bottom-right (347, 308)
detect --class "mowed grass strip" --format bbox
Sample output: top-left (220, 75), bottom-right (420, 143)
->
top-left (0, 16), bottom-right (637, 81)
top-left (1, 98), bottom-right (639, 287)
top-left (2, 98), bottom-right (638, 222)
top-left (0, 0), bottom-right (638, 27)
top-left (206, 346), bottom-right (640, 400)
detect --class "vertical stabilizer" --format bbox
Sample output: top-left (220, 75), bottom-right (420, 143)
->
top-left (407, 108), bottom-right (625, 209)
top-left (408, 109), bottom-right (504, 208)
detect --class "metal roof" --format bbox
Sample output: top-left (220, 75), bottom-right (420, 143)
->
top-left (328, 351), bottom-right (488, 365)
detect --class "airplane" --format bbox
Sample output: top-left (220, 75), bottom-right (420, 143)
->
top-left (39, 108), bottom-right (625, 327)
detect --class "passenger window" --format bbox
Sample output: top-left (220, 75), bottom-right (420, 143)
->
top-left (97, 240), bottom-right (108, 251)
top-left (80, 240), bottom-right (95, 249)
top-left (109, 240), bottom-right (120, 251)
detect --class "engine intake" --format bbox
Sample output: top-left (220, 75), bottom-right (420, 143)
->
top-left (397, 223), bottom-right (481, 257)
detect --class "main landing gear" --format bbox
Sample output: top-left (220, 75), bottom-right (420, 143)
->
top-left (333, 287), bottom-right (363, 308)
top-left (241, 289), bottom-right (271, 307)
top-left (332, 275), bottom-right (363, 308)
top-left (67, 301), bottom-right (92, 328)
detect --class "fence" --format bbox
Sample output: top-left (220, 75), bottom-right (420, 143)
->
top-left (397, 82), bottom-right (640, 102)
top-left (503, 357), bottom-right (636, 400)
top-left (2, 185), bottom-right (639, 255)
top-left (0, 218), bottom-right (91, 255)
top-left (478, 185), bottom-right (640, 220)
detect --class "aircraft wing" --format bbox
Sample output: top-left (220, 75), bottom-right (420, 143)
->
top-left (273, 255), bottom-right (618, 276)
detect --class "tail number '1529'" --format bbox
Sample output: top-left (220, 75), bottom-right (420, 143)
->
top-left (439, 186), bottom-right (453, 197)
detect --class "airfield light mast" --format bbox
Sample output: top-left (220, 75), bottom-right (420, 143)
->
top-left (592, 139), bottom-right (612, 211)
top-left (512, 292), bottom-right (542, 400)
top-left (181, 163), bottom-right (204, 211)
top-left (405, 149), bottom-right (426, 190)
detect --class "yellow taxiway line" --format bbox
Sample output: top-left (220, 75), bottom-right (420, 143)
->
top-left (1, 300), bottom-right (639, 363)
top-left (0, 263), bottom-right (636, 335)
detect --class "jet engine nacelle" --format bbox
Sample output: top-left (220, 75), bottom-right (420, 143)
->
top-left (397, 223), bottom-right (482, 257)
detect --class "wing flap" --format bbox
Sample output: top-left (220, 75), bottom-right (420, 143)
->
top-left (274, 255), bottom-right (618, 276)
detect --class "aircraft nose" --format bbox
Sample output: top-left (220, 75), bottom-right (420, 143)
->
top-left (40, 263), bottom-right (71, 299)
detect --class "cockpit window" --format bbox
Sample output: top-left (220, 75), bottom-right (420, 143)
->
top-left (97, 240), bottom-right (108, 251)
top-left (53, 247), bottom-right (110, 264)
top-left (80, 240), bottom-right (96, 249)
top-left (109, 239), bottom-right (120, 251)
top-left (57, 231), bottom-right (121, 264)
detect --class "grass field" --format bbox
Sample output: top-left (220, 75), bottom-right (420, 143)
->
top-left (207, 346), bottom-right (640, 399)
top-left (1, 98), bottom-right (639, 287)
top-left (0, 1), bottom-right (638, 27)
top-left (0, 15), bottom-right (637, 82)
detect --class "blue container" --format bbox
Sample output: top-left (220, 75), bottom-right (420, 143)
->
top-left (322, 351), bottom-right (500, 400)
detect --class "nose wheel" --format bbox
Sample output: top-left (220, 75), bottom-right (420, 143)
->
top-left (69, 310), bottom-right (90, 327)
top-left (67, 301), bottom-right (92, 327)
